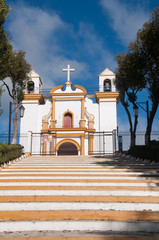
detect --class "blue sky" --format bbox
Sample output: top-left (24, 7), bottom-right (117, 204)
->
top-left (0, 0), bottom-right (159, 134)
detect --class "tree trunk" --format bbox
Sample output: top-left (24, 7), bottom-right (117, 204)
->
top-left (131, 115), bottom-right (138, 147)
top-left (145, 101), bottom-right (158, 145)
top-left (11, 99), bottom-right (19, 144)
top-left (121, 100), bottom-right (136, 147)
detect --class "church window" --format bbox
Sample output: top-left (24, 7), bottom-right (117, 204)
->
top-left (64, 112), bottom-right (72, 128)
top-left (27, 81), bottom-right (34, 94)
top-left (104, 79), bottom-right (111, 92)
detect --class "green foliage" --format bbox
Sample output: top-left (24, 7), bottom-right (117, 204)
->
top-left (0, 86), bottom-right (4, 115)
top-left (7, 50), bottom-right (31, 101)
top-left (115, 7), bottom-right (159, 145)
top-left (0, 143), bottom-right (23, 164)
top-left (130, 7), bottom-right (159, 104)
top-left (0, 0), bottom-right (12, 81)
top-left (128, 144), bottom-right (159, 163)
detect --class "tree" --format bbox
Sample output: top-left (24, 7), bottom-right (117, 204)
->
top-left (0, 0), bottom-right (12, 79)
top-left (2, 50), bottom-right (31, 144)
top-left (115, 52), bottom-right (145, 146)
top-left (0, 0), bottom-right (12, 114)
top-left (0, 1), bottom-right (31, 143)
top-left (130, 7), bottom-right (159, 144)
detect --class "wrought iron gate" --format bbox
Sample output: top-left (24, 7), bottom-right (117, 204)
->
top-left (88, 130), bottom-right (117, 155)
top-left (31, 132), bottom-right (56, 155)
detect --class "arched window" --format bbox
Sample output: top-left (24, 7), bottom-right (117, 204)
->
top-left (27, 81), bottom-right (34, 94)
top-left (104, 79), bottom-right (111, 92)
top-left (64, 112), bottom-right (72, 128)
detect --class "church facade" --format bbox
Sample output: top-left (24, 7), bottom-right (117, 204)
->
top-left (20, 65), bottom-right (119, 155)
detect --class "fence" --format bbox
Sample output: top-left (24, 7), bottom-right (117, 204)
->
top-left (1, 130), bottom-right (159, 155)
top-left (118, 131), bottom-right (159, 151)
top-left (88, 130), bottom-right (117, 155)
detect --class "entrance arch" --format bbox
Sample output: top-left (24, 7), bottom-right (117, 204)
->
top-left (56, 139), bottom-right (80, 155)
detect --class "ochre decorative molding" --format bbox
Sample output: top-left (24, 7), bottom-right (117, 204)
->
top-left (51, 92), bottom-right (86, 97)
top-left (23, 94), bottom-right (44, 104)
top-left (42, 108), bottom-right (52, 131)
top-left (49, 127), bottom-right (87, 132)
top-left (50, 85), bottom-right (64, 96)
top-left (95, 91), bottom-right (119, 103)
top-left (80, 135), bottom-right (85, 155)
top-left (56, 138), bottom-right (80, 152)
top-left (85, 107), bottom-right (95, 121)
top-left (74, 85), bottom-right (87, 95)
top-left (52, 97), bottom-right (84, 100)
top-left (42, 108), bottom-right (52, 122)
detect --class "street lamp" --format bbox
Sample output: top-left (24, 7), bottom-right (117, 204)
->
top-left (8, 102), bottom-right (25, 145)
top-left (19, 105), bottom-right (25, 118)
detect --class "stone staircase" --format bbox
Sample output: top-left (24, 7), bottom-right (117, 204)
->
top-left (0, 155), bottom-right (159, 239)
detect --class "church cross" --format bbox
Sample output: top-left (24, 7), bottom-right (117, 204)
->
top-left (63, 64), bottom-right (75, 82)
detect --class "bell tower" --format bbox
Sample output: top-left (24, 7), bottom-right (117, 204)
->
top-left (95, 67), bottom-right (119, 132)
top-left (99, 67), bottom-right (116, 92)
top-left (26, 69), bottom-right (42, 94)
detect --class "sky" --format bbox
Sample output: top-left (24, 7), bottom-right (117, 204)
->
top-left (0, 0), bottom-right (159, 135)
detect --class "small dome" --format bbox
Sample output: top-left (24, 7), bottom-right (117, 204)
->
top-left (100, 67), bottom-right (114, 76)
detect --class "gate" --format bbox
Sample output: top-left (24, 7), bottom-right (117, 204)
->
top-left (31, 132), bottom-right (56, 155)
top-left (88, 130), bottom-right (117, 155)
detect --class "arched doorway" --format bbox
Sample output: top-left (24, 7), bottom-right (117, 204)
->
top-left (58, 142), bottom-right (78, 155)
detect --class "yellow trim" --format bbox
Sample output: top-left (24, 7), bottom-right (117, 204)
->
top-left (42, 142), bottom-right (47, 155)
top-left (48, 127), bottom-right (87, 132)
top-left (89, 134), bottom-right (94, 154)
top-left (56, 139), bottom-right (80, 152)
top-left (22, 102), bottom-right (42, 105)
top-left (50, 85), bottom-right (63, 95)
top-left (62, 110), bottom-right (74, 128)
top-left (50, 135), bottom-right (55, 155)
top-left (98, 74), bottom-right (115, 77)
top-left (80, 135), bottom-right (85, 155)
top-left (52, 97), bottom-right (84, 100)
top-left (95, 91), bottom-right (119, 103)
top-left (23, 94), bottom-right (44, 104)
top-left (56, 133), bottom-right (85, 137)
top-left (74, 85), bottom-right (87, 95)
top-left (51, 92), bottom-right (85, 97)
top-left (52, 99), bottom-right (55, 120)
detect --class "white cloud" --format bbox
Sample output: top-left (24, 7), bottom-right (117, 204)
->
top-left (7, 3), bottom-right (117, 88)
top-left (7, 4), bottom-right (89, 88)
top-left (100, 0), bottom-right (149, 45)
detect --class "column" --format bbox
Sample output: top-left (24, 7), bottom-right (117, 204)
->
top-left (89, 134), bottom-right (94, 155)
top-left (80, 98), bottom-right (85, 128)
top-left (50, 135), bottom-right (55, 155)
top-left (50, 98), bottom-right (56, 128)
top-left (42, 142), bottom-right (47, 155)
top-left (81, 135), bottom-right (85, 155)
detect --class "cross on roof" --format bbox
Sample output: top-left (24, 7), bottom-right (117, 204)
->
top-left (62, 64), bottom-right (75, 82)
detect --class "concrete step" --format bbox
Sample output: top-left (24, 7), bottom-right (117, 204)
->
top-left (0, 155), bottom-right (159, 238)
top-left (0, 230), bottom-right (159, 239)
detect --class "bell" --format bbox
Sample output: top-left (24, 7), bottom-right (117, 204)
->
top-left (104, 81), bottom-right (111, 91)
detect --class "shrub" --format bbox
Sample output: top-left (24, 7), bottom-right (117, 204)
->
top-left (0, 144), bottom-right (23, 164)
top-left (128, 144), bottom-right (159, 163)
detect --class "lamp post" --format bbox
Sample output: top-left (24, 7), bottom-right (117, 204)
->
top-left (8, 102), bottom-right (25, 145)
top-left (133, 100), bottom-right (150, 145)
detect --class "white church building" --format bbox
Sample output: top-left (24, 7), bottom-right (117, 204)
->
top-left (20, 65), bottom-right (119, 156)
